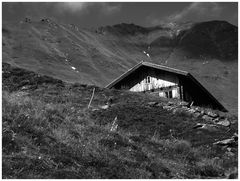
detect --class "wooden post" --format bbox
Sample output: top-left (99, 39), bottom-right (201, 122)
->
top-left (190, 101), bottom-right (194, 107)
top-left (179, 85), bottom-right (182, 100)
top-left (88, 88), bottom-right (95, 109)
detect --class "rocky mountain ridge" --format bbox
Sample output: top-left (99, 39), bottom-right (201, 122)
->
top-left (97, 21), bottom-right (237, 60)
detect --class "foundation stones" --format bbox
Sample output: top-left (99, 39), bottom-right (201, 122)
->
top-left (146, 100), bottom-right (235, 130)
top-left (216, 119), bottom-right (231, 127)
top-left (213, 137), bottom-right (237, 147)
top-left (178, 101), bottom-right (189, 107)
top-left (147, 102), bottom-right (159, 107)
top-left (207, 111), bottom-right (218, 118)
top-left (202, 115), bottom-right (213, 122)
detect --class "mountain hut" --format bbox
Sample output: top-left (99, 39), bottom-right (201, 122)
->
top-left (106, 61), bottom-right (227, 112)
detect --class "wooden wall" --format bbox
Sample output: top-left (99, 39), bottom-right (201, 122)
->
top-left (114, 66), bottom-right (181, 99)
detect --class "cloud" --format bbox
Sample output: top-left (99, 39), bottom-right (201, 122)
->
top-left (168, 2), bottom-right (223, 22)
top-left (146, 2), bottom-right (224, 26)
top-left (55, 2), bottom-right (91, 13)
top-left (101, 3), bottom-right (121, 14)
top-left (55, 2), bottom-right (121, 15)
top-left (145, 14), bottom-right (163, 26)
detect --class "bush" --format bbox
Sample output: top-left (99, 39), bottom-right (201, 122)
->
top-left (194, 158), bottom-right (224, 177)
top-left (172, 139), bottom-right (192, 155)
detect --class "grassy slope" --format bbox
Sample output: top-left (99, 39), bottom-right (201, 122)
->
top-left (2, 63), bottom-right (237, 179)
top-left (2, 20), bottom-right (238, 114)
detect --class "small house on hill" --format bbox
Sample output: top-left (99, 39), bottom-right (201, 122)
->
top-left (106, 61), bottom-right (227, 112)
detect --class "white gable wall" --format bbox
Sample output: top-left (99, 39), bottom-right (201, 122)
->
top-left (130, 76), bottom-right (178, 91)
top-left (129, 75), bottom-right (180, 99)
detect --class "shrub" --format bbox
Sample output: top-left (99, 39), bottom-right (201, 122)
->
top-left (172, 139), bottom-right (192, 155)
top-left (194, 158), bottom-right (224, 177)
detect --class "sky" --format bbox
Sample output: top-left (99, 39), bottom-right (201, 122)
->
top-left (2, 2), bottom-right (238, 28)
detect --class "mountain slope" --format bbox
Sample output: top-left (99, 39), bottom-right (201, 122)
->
top-left (2, 19), bottom-right (238, 114)
top-left (2, 63), bottom-right (238, 179)
top-left (176, 21), bottom-right (237, 60)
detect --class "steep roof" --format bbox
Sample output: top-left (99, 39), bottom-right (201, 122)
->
top-left (105, 61), bottom-right (227, 112)
top-left (106, 61), bottom-right (188, 88)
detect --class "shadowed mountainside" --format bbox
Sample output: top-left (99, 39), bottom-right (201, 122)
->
top-left (2, 19), bottom-right (238, 114)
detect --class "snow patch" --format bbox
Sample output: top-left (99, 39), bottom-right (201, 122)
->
top-left (143, 51), bottom-right (150, 58)
top-left (176, 29), bottom-right (181, 36)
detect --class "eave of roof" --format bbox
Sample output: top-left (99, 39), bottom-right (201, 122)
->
top-left (105, 61), bottom-right (143, 88)
top-left (141, 62), bottom-right (188, 76)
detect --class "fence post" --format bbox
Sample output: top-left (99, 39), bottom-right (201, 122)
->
top-left (88, 88), bottom-right (95, 109)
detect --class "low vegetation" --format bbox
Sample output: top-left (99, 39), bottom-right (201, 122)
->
top-left (2, 63), bottom-right (238, 178)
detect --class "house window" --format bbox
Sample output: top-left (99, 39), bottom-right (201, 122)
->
top-left (165, 92), bottom-right (168, 98)
top-left (164, 90), bottom-right (173, 98)
top-left (146, 76), bottom-right (151, 83)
